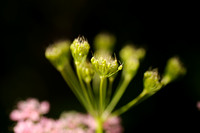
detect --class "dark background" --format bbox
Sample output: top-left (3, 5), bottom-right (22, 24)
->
top-left (1, 0), bottom-right (200, 132)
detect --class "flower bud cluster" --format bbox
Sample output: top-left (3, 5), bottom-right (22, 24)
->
top-left (45, 40), bottom-right (70, 70)
top-left (143, 70), bottom-right (162, 95)
top-left (91, 51), bottom-right (122, 78)
top-left (93, 32), bottom-right (116, 52)
top-left (120, 45), bottom-right (145, 79)
top-left (162, 57), bottom-right (186, 85)
top-left (70, 36), bottom-right (90, 65)
top-left (120, 45), bottom-right (145, 61)
top-left (143, 57), bottom-right (186, 95)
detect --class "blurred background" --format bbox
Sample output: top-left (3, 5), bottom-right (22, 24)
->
top-left (1, 0), bottom-right (200, 132)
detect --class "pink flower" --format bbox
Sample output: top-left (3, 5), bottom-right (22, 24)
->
top-left (10, 98), bottom-right (50, 121)
top-left (10, 98), bottom-right (124, 133)
top-left (35, 117), bottom-right (56, 133)
top-left (14, 120), bottom-right (35, 133)
top-left (104, 116), bottom-right (124, 133)
top-left (56, 111), bottom-right (96, 133)
top-left (83, 114), bottom-right (96, 130)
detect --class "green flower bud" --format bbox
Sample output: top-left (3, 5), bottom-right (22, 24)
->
top-left (91, 51), bottom-right (122, 78)
top-left (143, 70), bottom-right (162, 95)
top-left (122, 58), bottom-right (139, 79)
top-left (119, 45), bottom-right (146, 61)
top-left (120, 45), bottom-right (145, 80)
top-left (162, 57), bottom-right (186, 85)
top-left (93, 32), bottom-right (116, 52)
top-left (70, 36), bottom-right (90, 65)
top-left (45, 40), bottom-right (70, 71)
top-left (80, 61), bottom-right (94, 83)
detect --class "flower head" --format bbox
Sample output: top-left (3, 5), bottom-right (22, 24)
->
top-left (91, 51), bottom-right (122, 78)
top-left (10, 98), bottom-right (50, 121)
top-left (119, 45), bottom-right (145, 79)
top-left (45, 40), bottom-right (70, 71)
top-left (161, 57), bottom-right (186, 85)
top-left (93, 32), bottom-right (116, 52)
top-left (143, 69), bottom-right (162, 95)
top-left (122, 57), bottom-right (139, 80)
top-left (70, 36), bottom-right (90, 65)
top-left (119, 45), bottom-right (145, 61)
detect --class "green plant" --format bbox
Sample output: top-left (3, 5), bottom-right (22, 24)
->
top-left (45, 33), bottom-right (186, 133)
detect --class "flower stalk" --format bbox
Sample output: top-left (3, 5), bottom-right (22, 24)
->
top-left (96, 117), bottom-right (103, 133)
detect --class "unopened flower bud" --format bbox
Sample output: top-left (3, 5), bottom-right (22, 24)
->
top-left (143, 70), bottom-right (162, 94)
top-left (45, 40), bottom-right (70, 71)
top-left (120, 45), bottom-right (144, 80)
top-left (122, 58), bottom-right (139, 79)
top-left (91, 51), bottom-right (122, 78)
top-left (119, 45), bottom-right (146, 61)
top-left (70, 36), bottom-right (90, 65)
top-left (161, 57), bottom-right (186, 85)
top-left (94, 32), bottom-right (116, 52)
top-left (80, 61), bottom-right (94, 83)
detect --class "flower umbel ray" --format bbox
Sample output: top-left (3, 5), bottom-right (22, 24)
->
top-left (45, 33), bottom-right (186, 133)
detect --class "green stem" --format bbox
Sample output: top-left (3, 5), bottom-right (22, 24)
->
top-left (76, 67), bottom-right (94, 115)
top-left (106, 77), bottom-right (114, 105)
top-left (59, 63), bottom-right (89, 112)
top-left (92, 74), bottom-right (100, 104)
top-left (103, 76), bottom-right (131, 118)
top-left (99, 77), bottom-right (106, 114)
top-left (112, 90), bottom-right (147, 116)
top-left (86, 82), bottom-right (94, 102)
top-left (102, 78), bottom-right (107, 109)
top-left (86, 82), bottom-right (98, 114)
top-left (96, 117), bottom-right (103, 133)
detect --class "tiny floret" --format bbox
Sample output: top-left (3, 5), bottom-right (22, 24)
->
top-left (70, 36), bottom-right (90, 65)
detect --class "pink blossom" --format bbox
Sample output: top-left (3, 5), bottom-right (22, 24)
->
top-left (83, 114), bottom-right (96, 130)
top-left (35, 117), bottom-right (56, 133)
top-left (10, 98), bottom-right (50, 121)
top-left (56, 111), bottom-right (96, 133)
top-left (10, 98), bottom-right (124, 133)
top-left (104, 116), bottom-right (124, 133)
top-left (14, 120), bottom-right (35, 133)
